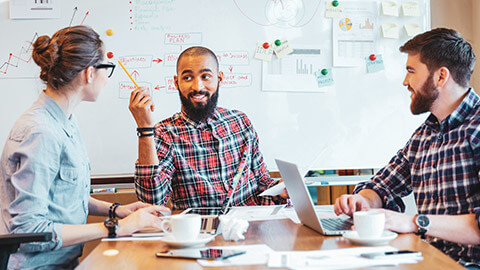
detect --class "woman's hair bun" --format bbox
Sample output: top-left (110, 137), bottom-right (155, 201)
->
top-left (32, 35), bottom-right (59, 81)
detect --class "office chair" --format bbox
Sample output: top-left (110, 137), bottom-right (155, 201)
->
top-left (0, 233), bottom-right (52, 270)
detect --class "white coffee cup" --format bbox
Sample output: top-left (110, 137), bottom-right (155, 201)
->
top-left (353, 210), bottom-right (385, 239)
top-left (160, 214), bottom-right (201, 241)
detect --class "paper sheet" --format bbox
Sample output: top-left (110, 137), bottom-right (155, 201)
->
top-left (197, 244), bottom-right (273, 267)
top-left (226, 205), bottom-right (287, 221)
top-left (332, 1), bottom-right (377, 66)
top-left (102, 235), bottom-right (166, 241)
top-left (259, 182), bottom-right (285, 196)
top-left (268, 246), bottom-right (422, 269)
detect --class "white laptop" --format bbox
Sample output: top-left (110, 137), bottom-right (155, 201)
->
top-left (275, 159), bottom-right (353, 235)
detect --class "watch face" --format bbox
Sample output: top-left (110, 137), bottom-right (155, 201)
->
top-left (417, 215), bottom-right (430, 227)
top-left (105, 218), bottom-right (118, 228)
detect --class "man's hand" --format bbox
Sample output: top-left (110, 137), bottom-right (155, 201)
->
top-left (334, 194), bottom-right (371, 216)
top-left (129, 87), bottom-right (155, 128)
top-left (380, 209), bottom-right (416, 233)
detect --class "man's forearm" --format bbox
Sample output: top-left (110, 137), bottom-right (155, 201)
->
top-left (138, 136), bottom-right (159, 165)
top-left (358, 189), bottom-right (383, 209)
top-left (426, 214), bottom-right (480, 245)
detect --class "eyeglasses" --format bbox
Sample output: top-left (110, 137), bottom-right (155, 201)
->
top-left (94, 62), bottom-right (116, 78)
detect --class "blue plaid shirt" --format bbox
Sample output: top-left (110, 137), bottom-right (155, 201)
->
top-left (355, 89), bottom-right (480, 264)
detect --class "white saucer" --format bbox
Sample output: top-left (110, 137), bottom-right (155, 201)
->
top-left (158, 233), bottom-right (215, 248)
top-left (343, 230), bottom-right (398, 245)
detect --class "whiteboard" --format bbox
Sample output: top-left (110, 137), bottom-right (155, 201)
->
top-left (0, 0), bottom-right (430, 175)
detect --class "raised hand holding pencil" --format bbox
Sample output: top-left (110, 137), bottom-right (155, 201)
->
top-left (120, 59), bottom-right (156, 127)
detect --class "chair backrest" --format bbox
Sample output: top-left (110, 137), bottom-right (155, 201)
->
top-left (0, 233), bottom-right (52, 270)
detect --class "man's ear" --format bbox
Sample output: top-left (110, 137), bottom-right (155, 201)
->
top-left (174, 75), bottom-right (179, 90)
top-left (218, 71), bottom-right (224, 85)
top-left (436, 67), bottom-right (450, 88)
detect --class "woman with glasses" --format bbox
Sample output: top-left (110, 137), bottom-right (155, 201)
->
top-left (0, 25), bottom-right (169, 269)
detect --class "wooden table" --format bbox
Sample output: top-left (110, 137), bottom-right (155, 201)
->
top-left (77, 218), bottom-right (463, 269)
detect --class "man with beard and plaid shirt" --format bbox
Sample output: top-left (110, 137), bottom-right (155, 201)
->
top-left (334, 28), bottom-right (480, 268)
top-left (129, 46), bottom-right (287, 211)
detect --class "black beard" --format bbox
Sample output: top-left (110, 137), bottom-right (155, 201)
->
top-left (410, 73), bottom-right (439, 115)
top-left (179, 87), bottom-right (219, 122)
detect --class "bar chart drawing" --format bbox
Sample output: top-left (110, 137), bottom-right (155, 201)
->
top-left (262, 48), bottom-right (327, 92)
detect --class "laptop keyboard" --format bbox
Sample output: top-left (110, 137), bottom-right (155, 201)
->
top-left (320, 218), bottom-right (353, 231)
top-left (201, 216), bottom-right (220, 232)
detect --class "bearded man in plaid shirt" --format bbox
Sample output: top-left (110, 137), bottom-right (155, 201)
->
top-left (334, 28), bottom-right (480, 268)
top-left (128, 46), bottom-right (288, 211)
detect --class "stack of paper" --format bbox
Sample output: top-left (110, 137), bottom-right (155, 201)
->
top-left (268, 246), bottom-right (423, 269)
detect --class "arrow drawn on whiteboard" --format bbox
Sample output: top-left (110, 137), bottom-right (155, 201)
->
top-left (81, 11), bottom-right (89, 25)
top-left (131, 70), bottom-right (140, 80)
top-left (0, 33), bottom-right (37, 76)
top-left (154, 85), bottom-right (165, 90)
top-left (69, 7), bottom-right (78, 27)
top-left (153, 58), bottom-right (163, 63)
top-left (228, 66), bottom-right (233, 72)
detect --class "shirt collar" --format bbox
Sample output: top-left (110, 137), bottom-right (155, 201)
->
top-left (38, 91), bottom-right (76, 137)
top-left (177, 108), bottom-right (220, 128)
top-left (425, 88), bottom-right (479, 132)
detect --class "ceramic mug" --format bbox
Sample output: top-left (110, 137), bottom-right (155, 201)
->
top-left (160, 214), bottom-right (202, 241)
top-left (353, 210), bottom-right (385, 239)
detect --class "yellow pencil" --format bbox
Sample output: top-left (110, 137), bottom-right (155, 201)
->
top-left (117, 60), bottom-right (140, 88)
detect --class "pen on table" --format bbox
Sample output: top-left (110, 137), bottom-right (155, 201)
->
top-left (91, 187), bottom-right (116, 193)
top-left (117, 60), bottom-right (140, 88)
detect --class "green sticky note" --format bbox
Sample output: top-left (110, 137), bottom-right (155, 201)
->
top-left (315, 68), bottom-right (334, 88)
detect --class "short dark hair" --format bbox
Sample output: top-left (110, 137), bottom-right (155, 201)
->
top-left (399, 27), bottom-right (475, 88)
top-left (32, 25), bottom-right (104, 90)
top-left (176, 46), bottom-right (219, 73)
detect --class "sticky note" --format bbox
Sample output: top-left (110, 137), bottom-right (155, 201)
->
top-left (381, 1), bottom-right (399, 17)
top-left (404, 23), bottom-right (422, 37)
top-left (325, 1), bottom-right (343, 18)
top-left (254, 42), bottom-right (273, 61)
top-left (273, 39), bottom-right (293, 59)
top-left (402, 2), bottom-right (420, 17)
top-left (315, 68), bottom-right (334, 88)
top-left (366, 54), bottom-right (384, 73)
top-left (381, 23), bottom-right (399, 39)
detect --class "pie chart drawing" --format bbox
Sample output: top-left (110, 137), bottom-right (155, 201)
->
top-left (339, 18), bottom-right (353, 31)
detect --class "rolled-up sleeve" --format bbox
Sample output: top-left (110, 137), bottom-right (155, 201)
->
top-left (7, 131), bottom-right (63, 252)
top-left (134, 133), bottom-right (175, 205)
top-left (354, 148), bottom-right (413, 212)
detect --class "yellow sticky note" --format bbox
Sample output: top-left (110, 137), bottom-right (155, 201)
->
top-left (404, 24), bottom-right (422, 37)
top-left (254, 43), bottom-right (273, 61)
top-left (273, 39), bottom-right (293, 59)
top-left (381, 23), bottom-right (399, 39)
top-left (402, 2), bottom-right (420, 17)
top-left (325, 1), bottom-right (343, 18)
top-left (381, 1), bottom-right (399, 17)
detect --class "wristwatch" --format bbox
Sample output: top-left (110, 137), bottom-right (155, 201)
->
top-left (104, 218), bottom-right (118, 238)
top-left (415, 214), bottom-right (430, 238)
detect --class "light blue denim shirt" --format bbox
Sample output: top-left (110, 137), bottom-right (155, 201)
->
top-left (0, 92), bottom-right (91, 269)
